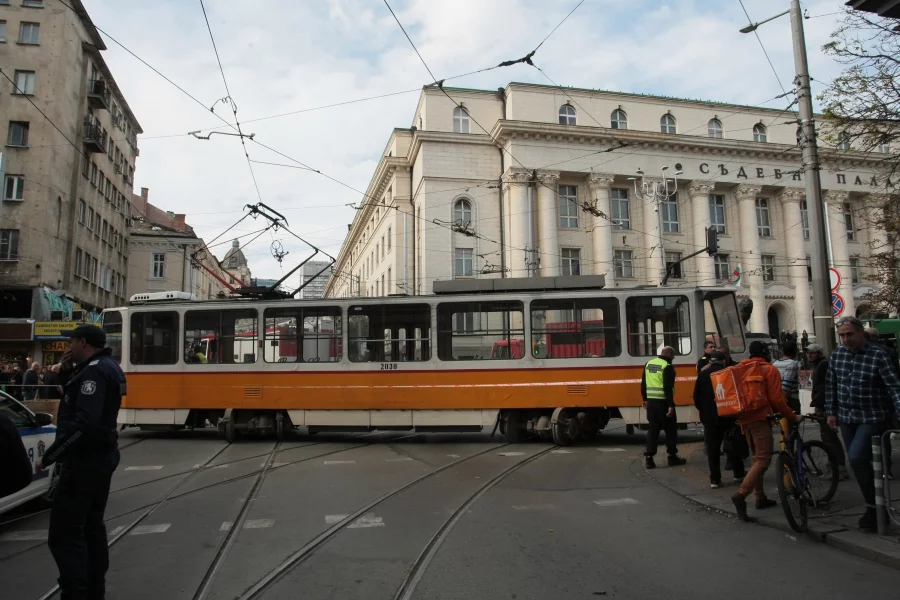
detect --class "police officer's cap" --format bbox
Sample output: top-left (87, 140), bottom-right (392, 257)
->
top-left (63, 324), bottom-right (106, 347)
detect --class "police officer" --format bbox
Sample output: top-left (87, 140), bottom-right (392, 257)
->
top-left (35, 324), bottom-right (124, 600)
top-left (641, 346), bottom-right (687, 469)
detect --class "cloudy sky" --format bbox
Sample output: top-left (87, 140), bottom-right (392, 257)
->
top-left (83, 0), bottom-right (849, 286)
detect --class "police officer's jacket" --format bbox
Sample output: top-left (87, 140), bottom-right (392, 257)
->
top-left (42, 348), bottom-right (125, 469)
top-left (641, 356), bottom-right (676, 408)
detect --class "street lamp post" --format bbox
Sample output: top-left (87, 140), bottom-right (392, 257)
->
top-left (629, 166), bottom-right (682, 286)
top-left (740, 0), bottom-right (835, 353)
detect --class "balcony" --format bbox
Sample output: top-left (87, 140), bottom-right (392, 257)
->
top-left (87, 79), bottom-right (110, 110)
top-left (83, 118), bottom-right (107, 154)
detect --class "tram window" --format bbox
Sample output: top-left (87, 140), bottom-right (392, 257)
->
top-left (130, 311), bottom-right (178, 365)
top-left (184, 309), bottom-right (258, 365)
top-left (530, 298), bottom-right (620, 359)
top-left (625, 296), bottom-right (691, 356)
top-left (705, 292), bottom-right (746, 354)
top-left (101, 310), bottom-right (123, 364)
top-left (263, 307), bottom-right (342, 363)
top-left (436, 301), bottom-right (525, 361)
top-left (348, 303), bottom-right (431, 362)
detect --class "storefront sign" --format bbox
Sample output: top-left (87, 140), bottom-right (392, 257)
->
top-left (34, 321), bottom-right (78, 341)
top-left (42, 341), bottom-right (69, 352)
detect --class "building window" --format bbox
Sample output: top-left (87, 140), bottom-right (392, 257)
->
top-left (0, 21), bottom-right (6, 43)
top-left (614, 250), bottom-right (633, 278)
top-left (610, 109), bottom-right (627, 130)
top-left (77, 199), bottom-right (85, 224)
top-left (843, 203), bottom-right (856, 241)
top-left (90, 162), bottom-right (97, 186)
top-left (454, 248), bottom-right (473, 277)
top-left (4, 175), bottom-right (24, 200)
top-left (151, 253), bottom-right (166, 279)
top-left (762, 255), bottom-right (775, 282)
top-left (806, 256), bottom-right (812, 282)
top-left (756, 198), bottom-right (772, 237)
top-left (87, 207), bottom-right (94, 230)
top-left (0, 229), bottom-right (19, 261)
top-left (387, 267), bottom-right (392, 294)
top-left (661, 195), bottom-right (679, 233)
top-left (558, 185), bottom-right (579, 228)
top-left (878, 141), bottom-right (891, 154)
top-left (611, 188), bottom-right (629, 230)
top-left (850, 258), bottom-right (861, 283)
top-left (101, 220), bottom-right (109, 242)
top-left (753, 123), bottom-right (767, 143)
top-left (13, 70), bottom-right (34, 95)
top-left (800, 200), bottom-right (810, 239)
top-left (74, 248), bottom-right (83, 278)
top-left (381, 236), bottom-right (385, 259)
top-left (708, 118), bottom-right (723, 138)
top-left (7, 121), bottom-right (29, 146)
top-left (561, 248), bottom-right (581, 275)
top-left (453, 198), bottom-right (472, 226)
top-left (665, 252), bottom-right (683, 279)
top-left (94, 213), bottom-right (101, 234)
top-left (837, 132), bottom-right (851, 150)
top-left (709, 194), bottom-right (726, 233)
top-left (452, 107), bottom-right (470, 134)
top-left (660, 114), bottom-right (676, 134)
top-left (714, 254), bottom-right (730, 281)
top-left (559, 104), bottom-right (576, 125)
top-left (387, 227), bottom-right (392, 251)
top-left (18, 22), bottom-right (39, 44)
top-left (23, 0), bottom-right (43, 7)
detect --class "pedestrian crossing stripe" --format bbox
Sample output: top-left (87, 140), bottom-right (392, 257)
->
top-left (325, 514), bottom-right (385, 528)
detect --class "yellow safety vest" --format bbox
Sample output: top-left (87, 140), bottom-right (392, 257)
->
top-left (644, 357), bottom-right (669, 401)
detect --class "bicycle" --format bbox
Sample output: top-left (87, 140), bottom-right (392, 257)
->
top-left (770, 413), bottom-right (840, 533)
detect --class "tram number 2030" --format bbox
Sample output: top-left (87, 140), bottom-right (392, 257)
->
top-left (380, 363), bottom-right (399, 370)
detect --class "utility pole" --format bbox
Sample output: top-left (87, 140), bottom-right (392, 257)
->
top-left (790, 0), bottom-right (835, 353)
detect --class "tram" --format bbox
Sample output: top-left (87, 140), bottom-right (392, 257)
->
top-left (104, 276), bottom-right (747, 444)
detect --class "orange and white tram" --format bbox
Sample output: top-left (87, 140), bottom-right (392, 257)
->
top-left (104, 277), bottom-right (747, 444)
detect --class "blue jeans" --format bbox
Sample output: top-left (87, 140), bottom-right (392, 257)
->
top-left (840, 420), bottom-right (891, 507)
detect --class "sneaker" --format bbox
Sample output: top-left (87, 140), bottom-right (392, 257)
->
top-left (644, 456), bottom-right (656, 469)
top-left (667, 455), bottom-right (687, 466)
top-left (859, 508), bottom-right (877, 533)
top-left (732, 494), bottom-right (752, 522)
top-left (755, 497), bottom-right (778, 510)
top-left (710, 481), bottom-right (722, 489)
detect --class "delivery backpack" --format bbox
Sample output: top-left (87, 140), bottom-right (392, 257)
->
top-left (709, 361), bottom-right (771, 418)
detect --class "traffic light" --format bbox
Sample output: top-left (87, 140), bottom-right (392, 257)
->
top-left (706, 227), bottom-right (719, 256)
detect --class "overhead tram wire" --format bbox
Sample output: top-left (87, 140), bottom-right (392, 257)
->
top-left (738, 0), bottom-right (789, 95)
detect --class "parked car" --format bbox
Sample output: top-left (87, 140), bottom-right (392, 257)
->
top-left (0, 390), bottom-right (57, 515)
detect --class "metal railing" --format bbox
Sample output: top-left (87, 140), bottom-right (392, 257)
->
top-left (0, 383), bottom-right (64, 401)
top-left (873, 431), bottom-right (900, 534)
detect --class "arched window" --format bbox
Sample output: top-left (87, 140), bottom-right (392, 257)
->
top-left (879, 140), bottom-right (891, 154)
top-left (453, 198), bottom-right (472, 226)
top-left (610, 109), bottom-right (627, 130)
top-left (708, 118), bottom-right (723, 139)
top-left (838, 132), bottom-right (851, 151)
top-left (453, 107), bottom-right (470, 134)
top-left (559, 104), bottom-right (576, 125)
top-left (660, 114), bottom-right (676, 134)
top-left (753, 123), bottom-right (767, 143)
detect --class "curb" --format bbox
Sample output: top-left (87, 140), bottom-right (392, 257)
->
top-left (642, 461), bottom-right (900, 571)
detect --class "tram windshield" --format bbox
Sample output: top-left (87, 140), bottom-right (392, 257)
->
top-left (705, 291), bottom-right (746, 353)
top-left (101, 310), bottom-right (123, 364)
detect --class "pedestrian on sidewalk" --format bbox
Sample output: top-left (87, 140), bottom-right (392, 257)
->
top-left (807, 344), bottom-right (848, 480)
top-left (693, 351), bottom-right (746, 488)
top-left (641, 346), bottom-right (687, 469)
top-left (826, 316), bottom-right (900, 532)
top-left (773, 342), bottom-right (801, 413)
top-left (731, 341), bottom-right (803, 522)
top-left (697, 340), bottom-right (716, 374)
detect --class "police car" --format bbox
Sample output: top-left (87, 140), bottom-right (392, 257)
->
top-left (0, 390), bottom-right (57, 515)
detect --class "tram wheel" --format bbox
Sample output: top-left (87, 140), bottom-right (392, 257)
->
top-left (275, 412), bottom-right (285, 442)
top-left (504, 411), bottom-right (526, 444)
top-left (224, 419), bottom-right (237, 443)
top-left (552, 409), bottom-right (575, 446)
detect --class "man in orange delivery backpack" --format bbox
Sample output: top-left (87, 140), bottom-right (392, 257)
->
top-left (728, 340), bottom-right (804, 522)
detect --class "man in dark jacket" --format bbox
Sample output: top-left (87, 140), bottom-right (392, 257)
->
top-left (641, 346), bottom-right (687, 469)
top-left (807, 344), bottom-right (848, 479)
top-left (696, 340), bottom-right (716, 374)
top-left (693, 351), bottom-right (746, 488)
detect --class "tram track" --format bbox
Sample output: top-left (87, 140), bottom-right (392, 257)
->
top-left (234, 443), bottom-right (556, 600)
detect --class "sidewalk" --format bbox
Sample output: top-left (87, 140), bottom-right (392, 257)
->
top-left (645, 436), bottom-right (900, 570)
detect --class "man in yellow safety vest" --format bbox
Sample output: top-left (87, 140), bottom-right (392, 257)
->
top-left (642, 346), bottom-right (687, 469)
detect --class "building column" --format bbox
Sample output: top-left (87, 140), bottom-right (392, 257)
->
top-left (502, 168), bottom-right (532, 278)
top-left (641, 178), bottom-right (664, 286)
top-left (535, 170), bottom-right (561, 277)
top-left (825, 190), bottom-right (854, 319)
top-left (780, 188), bottom-right (812, 335)
top-left (736, 185), bottom-right (767, 334)
top-left (688, 180), bottom-right (716, 286)
top-left (587, 173), bottom-right (616, 286)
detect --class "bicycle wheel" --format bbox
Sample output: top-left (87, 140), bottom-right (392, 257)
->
top-left (775, 452), bottom-right (808, 533)
top-left (801, 440), bottom-right (839, 504)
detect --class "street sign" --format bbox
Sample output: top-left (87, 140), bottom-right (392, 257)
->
top-left (829, 267), bottom-right (841, 291)
top-left (832, 293), bottom-right (845, 317)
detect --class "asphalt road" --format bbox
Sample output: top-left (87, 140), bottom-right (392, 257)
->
top-left (1, 424), bottom-right (898, 600)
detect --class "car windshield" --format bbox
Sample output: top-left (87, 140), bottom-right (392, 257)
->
top-left (0, 392), bottom-right (33, 428)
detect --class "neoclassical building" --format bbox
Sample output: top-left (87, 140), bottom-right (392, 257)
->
top-left (324, 82), bottom-right (888, 337)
